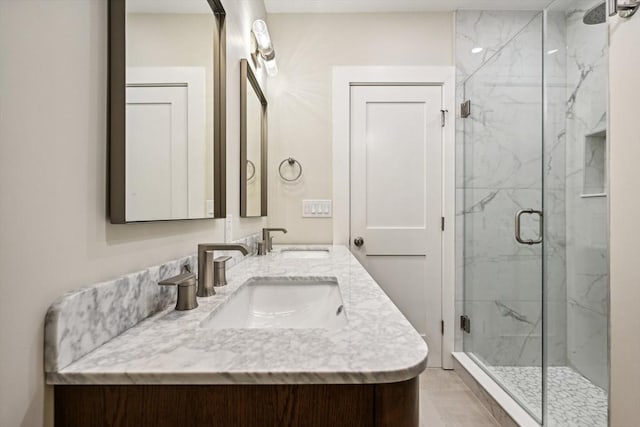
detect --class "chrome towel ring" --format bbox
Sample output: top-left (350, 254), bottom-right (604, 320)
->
top-left (246, 160), bottom-right (256, 181)
top-left (278, 157), bottom-right (303, 182)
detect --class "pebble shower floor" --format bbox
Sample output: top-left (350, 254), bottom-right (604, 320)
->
top-left (487, 365), bottom-right (607, 426)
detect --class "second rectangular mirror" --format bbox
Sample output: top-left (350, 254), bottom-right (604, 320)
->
top-left (240, 59), bottom-right (267, 217)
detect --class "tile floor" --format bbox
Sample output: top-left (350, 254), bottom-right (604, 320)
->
top-left (420, 369), bottom-right (500, 426)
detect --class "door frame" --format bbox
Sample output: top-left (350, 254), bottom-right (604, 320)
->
top-left (332, 66), bottom-right (456, 369)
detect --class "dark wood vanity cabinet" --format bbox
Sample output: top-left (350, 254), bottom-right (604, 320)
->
top-left (54, 377), bottom-right (418, 427)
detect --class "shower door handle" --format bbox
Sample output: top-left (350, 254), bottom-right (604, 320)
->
top-left (515, 209), bottom-right (543, 245)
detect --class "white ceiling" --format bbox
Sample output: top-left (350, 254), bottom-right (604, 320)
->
top-left (264, 0), bottom-right (553, 13)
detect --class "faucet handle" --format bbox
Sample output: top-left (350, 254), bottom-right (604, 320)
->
top-left (213, 256), bottom-right (232, 287)
top-left (159, 272), bottom-right (198, 311)
top-left (257, 240), bottom-right (267, 255)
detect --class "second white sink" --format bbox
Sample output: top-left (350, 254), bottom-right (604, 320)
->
top-left (200, 277), bottom-right (347, 330)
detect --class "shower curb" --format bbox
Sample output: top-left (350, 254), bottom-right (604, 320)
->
top-left (452, 353), bottom-right (539, 427)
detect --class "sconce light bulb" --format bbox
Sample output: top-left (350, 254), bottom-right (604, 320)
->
top-left (252, 20), bottom-right (277, 77)
top-left (252, 20), bottom-right (272, 51)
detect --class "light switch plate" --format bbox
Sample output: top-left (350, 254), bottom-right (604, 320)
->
top-left (225, 214), bottom-right (232, 242)
top-left (302, 200), bottom-right (332, 218)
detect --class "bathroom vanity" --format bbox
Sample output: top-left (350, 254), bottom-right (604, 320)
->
top-left (45, 245), bottom-right (428, 426)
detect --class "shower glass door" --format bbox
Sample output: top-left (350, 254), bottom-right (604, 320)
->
top-left (459, 1), bottom-right (609, 425)
top-left (461, 12), bottom-right (544, 422)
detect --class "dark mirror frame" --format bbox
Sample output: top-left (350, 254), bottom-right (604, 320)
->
top-left (108, 0), bottom-right (227, 223)
top-left (240, 59), bottom-right (268, 218)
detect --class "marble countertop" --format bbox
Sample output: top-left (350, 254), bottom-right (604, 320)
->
top-left (46, 245), bottom-right (428, 385)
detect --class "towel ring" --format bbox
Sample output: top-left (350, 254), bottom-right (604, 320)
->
top-left (246, 160), bottom-right (256, 181)
top-left (278, 157), bottom-right (303, 182)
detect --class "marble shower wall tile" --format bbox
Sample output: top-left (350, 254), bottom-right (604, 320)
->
top-left (563, 0), bottom-right (609, 390)
top-left (455, 10), bottom-right (540, 191)
top-left (567, 301), bottom-right (608, 389)
top-left (44, 232), bottom-right (261, 372)
top-left (461, 16), bottom-right (543, 191)
top-left (543, 189), bottom-right (568, 366)
top-left (456, 10), bottom-right (540, 81)
top-left (463, 189), bottom-right (542, 302)
top-left (465, 299), bottom-right (542, 367)
top-left (540, 9), bottom-right (569, 366)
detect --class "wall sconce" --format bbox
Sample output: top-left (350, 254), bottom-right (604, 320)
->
top-left (251, 20), bottom-right (278, 76)
top-left (609, 0), bottom-right (639, 19)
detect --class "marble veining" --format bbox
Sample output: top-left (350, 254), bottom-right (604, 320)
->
top-left (44, 233), bottom-right (261, 373)
top-left (45, 245), bottom-right (428, 385)
top-left (455, 10), bottom-right (540, 82)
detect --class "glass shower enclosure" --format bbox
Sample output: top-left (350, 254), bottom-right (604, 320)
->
top-left (457, 1), bottom-right (609, 425)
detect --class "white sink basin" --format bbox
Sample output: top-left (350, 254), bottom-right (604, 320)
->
top-left (200, 277), bottom-right (347, 329)
top-left (280, 248), bottom-right (330, 259)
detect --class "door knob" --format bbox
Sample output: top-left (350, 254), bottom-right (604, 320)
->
top-left (353, 237), bottom-right (364, 247)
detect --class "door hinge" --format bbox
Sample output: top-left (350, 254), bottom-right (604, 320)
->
top-left (461, 100), bottom-right (471, 118)
top-left (460, 315), bottom-right (471, 333)
top-left (441, 217), bottom-right (445, 231)
top-left (440, 109), bottom-right (448, 127)
top-left (441, 320), bottom-right (445, 335)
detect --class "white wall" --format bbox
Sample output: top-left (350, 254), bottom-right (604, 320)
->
top-left (0, 0), bottom-right (267, 425)
top-left (266, 13), bottom-right (454, 243)
top-left (609, 14), bottom-right (640, 427)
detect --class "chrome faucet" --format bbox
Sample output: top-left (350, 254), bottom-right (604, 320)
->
top-left (197, 243), bottom-right (250, 297)
top-left (262, 228), bottom-right (287, 252)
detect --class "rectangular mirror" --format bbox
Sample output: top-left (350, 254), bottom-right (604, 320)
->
top-left (109, 0), bottom-right (226, 223)
top-left (240, 59), bottom-right (267, 218)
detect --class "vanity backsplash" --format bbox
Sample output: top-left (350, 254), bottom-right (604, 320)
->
top-left (44, 233), bottom-right (260, 373)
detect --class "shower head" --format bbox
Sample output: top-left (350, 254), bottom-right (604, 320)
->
top-left (583, 2), bottom-right (606, 25)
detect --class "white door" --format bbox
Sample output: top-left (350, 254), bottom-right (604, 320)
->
top-left (126, 85), bottom-right (189, 221)
top-left (350, 85), bottom-right (443, 367)
top-left (127, 67), bottom-right (209, 220)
